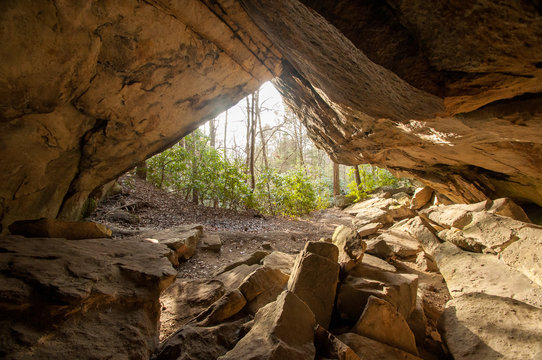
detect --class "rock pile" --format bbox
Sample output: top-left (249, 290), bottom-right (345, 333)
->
top-left (2, 187), bottom-right (540, 359)
top-left (156, 188), bottom-right (542, 360)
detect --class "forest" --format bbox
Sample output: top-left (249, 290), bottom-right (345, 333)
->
top-left (141, 84), bottom-right (407, 216)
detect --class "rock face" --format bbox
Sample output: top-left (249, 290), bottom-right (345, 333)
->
top-left (1, 0), bottom-right (542, 228)
top-left (0, 0), bottom-right (282, 230)
top-left (253, 0), bottom-right (542, 205)
top-left (0, 235), bottom-right (176, 359)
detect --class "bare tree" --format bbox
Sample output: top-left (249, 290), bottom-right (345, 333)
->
top-left (223, 109), bottom-right (228, 159)
top-left (333, 161), bottom-right (341, 197)
top-left (209, 117), bottom-right (216, 148)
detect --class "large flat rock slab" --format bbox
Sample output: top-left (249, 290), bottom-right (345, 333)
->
top-left (0, 235), bottom-right (176, 359)
top-left (441, 292), bottom-right (542, 360)
top-left (434, 242), bottom-right (542, 308)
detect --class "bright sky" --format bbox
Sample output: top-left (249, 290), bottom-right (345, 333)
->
top-left (200, 81), bottom-right (286, 153)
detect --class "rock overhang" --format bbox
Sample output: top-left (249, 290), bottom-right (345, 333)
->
top-left (1, 0), bottom-right (541, 230)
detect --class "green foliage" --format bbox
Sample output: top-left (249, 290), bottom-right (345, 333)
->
top-left (146, 131), bottom-right (328, 216)
top-left (346, 165), bottom-right (405, 202)
top-left (147, 130), bottom-right (253, 210)
top-left (253, 167), bottom-right (330, 217)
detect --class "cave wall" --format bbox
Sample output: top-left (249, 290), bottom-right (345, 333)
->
top-left (1, 0), bottom-right (542, 229)
top-left (0, 0), bottom-right (282, 231)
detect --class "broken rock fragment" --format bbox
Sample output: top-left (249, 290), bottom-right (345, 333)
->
top-left (288, 242), bottom-right (340, 329)
top-left (338, 333), bottom-right (422, 360)
top-left (352, 295), bottom-right (418, 356)
top-left (332, 225), bottom-right (366, 263)
top-left (218, 291), bottom-right (316, 360)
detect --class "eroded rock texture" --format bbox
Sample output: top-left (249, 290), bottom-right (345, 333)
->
top-left (1, 0), bottom-right (542, 229)
top-left (0, 235), bottom-right (176, 359)
top-left (0, 0), bottom-right (282, 230)
top-left (254, 0), bottom-right (542, 205)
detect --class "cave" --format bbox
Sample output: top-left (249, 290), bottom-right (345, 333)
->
top-left (1, 1), bottom-right (541, 359)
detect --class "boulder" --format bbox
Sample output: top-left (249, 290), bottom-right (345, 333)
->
top-left (214, 251), bottom-right (270, 276)
top-left (376, 232), bottom-right (422, 259)
top-left (199, 233), bottom-right (223, 252)
top-left (155, 317), bottom-right (252, 360)
top-left (335, 194), bottom-right (355, 209)
top-left (499, 226), bottom-right (542, 287)
top-left (356, 222), bottom-right (383, 238)
top-left (388, 217), bottom-right (441, 256)
top-left (216, 264), bottom-right (262, 290)
top-left (337, 263), bottom-right (418, 322)
top-left (160, 279), bottom-right (226, 340)
top-left (365, 238), bottom-right (394, 259)
top-left (422, 206), bottom-right (473, 229)
top-left (410, 187), bottom-right (433, 210)
top-left (488, 197), bottom-right (531, 223)
top-left (315, 325), bottom-right (360, 360)
top-left (392, 192), bottom-right (412, 206)
top-left (338, 333), bottom-right (422, 360)
top-left (440, 293), bottom-right (542, 360)
top-left (332, 225), bottom-right (366, 263)
top-left (8, 218), bottom-right (112, 239)
top-left (434, 242), bottom-right (542, 308)
top-left (459, 211), bottom-right (531, 253)
top-left (214, 264), bottom-right (289, 316)
top-left (304, 240), bottom-right (339, 262)
top-left (288, 248), bottom-right (340, 329)
top-left (238, 267), bottom-right (289, 313)
top-left (218, 291), bottom-right (316, 360)
top-left (438, 228), bottom-right (485, 253)
top-left (261, 251), bottom-right (296, 275)
top-left (142, 224), bottom-right (203, 264)
top-left (0, 235), bottom-right (176, 359)
top-left (192, 289), bottom-right (247, 326)
top-left (352, 296), bottom-right (418, 355)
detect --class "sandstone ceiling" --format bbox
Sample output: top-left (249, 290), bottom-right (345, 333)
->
top-left (0, 0), bottom-right (541, 231)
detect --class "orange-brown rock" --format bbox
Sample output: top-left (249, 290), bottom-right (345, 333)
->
top-left (1, 0), bottom-right (541, 229)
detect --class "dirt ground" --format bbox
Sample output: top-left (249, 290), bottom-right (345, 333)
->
top-left (89, 174), bottom-right (353, 279)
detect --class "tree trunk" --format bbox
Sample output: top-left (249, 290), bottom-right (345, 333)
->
top-left (249, 90), bottom-right (258, 190)
top-left (245, 95), bottom-right (251, 172)
top-left (333, 161), bottom-right (341, 196)
top-left (354, 165), bottom-right (361, 188)
top-left (135, 161), bottom-right (147, 180)
top-left (209, 118), bottom-right (216, 148)
top-left (223, 109), bottom-right (228, 159)
top-left (257, 102), bottom-right (268, 169)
